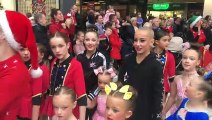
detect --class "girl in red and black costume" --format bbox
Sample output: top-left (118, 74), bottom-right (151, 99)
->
top-left (18, 44), bottom-right (50, 120)
top-left (41, 32), bottom-right (87, 120)
top-left (153, 29), bottom-right (176, 102)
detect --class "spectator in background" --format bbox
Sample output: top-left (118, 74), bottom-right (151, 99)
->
top-left (152, 17), bottom-right (161, 32)
top-left (131, 17), bottom-right (138, 32)
top-left (86, 9), bottom-right (95, 27)
top-left (103, 5), bottom-right (115, 24)
top-left (205, 15), bottom-right (211, 22)
top-left (95, 15), bottom-right (104, 36)
top-left (49, 8), bottom-right (69, 36)
top-left (33, 13), bottom-right (50, 57)
top-left (137, 12), bottom-right (143, 28)
top-left (173, 17), bottom-right (183, 36)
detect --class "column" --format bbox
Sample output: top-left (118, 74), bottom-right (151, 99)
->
top-left (203, 0), bottom-right (212, 17)
top-left (1, 0), bottom-right (16, 10)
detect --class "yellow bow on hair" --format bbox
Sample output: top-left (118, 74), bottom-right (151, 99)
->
top-left (105, 82), bottom-right (118, 95)
top-left (119, 85), bottom-right (133, 100)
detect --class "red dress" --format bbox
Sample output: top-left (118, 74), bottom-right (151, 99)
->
top-left (40, 57), bottom-right (86, 119)
top-left (0, 54), bottom-right (30, 120)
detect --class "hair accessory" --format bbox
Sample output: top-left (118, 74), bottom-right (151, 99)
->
top-left (105, 82), bottom-right (118, 95)
top-left (94, 66), bottom-right (117, 78)
top-left (94, 66), bottom-right (104, 75)
top-left (182, 42), bottom-right (190, 52)
top-left (106, 68), bottom-right (116, 78)
top-left (119, 85), bottom-right (133, 100)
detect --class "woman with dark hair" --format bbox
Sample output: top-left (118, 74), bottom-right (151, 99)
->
top-left (49, 8), bottom-right (69, 36)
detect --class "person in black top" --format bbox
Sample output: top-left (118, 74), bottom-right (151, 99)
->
top-left (76, 31), bottom-right (107, 119)
top-left (118, 28), bottom-right (164, 120)
top-left (33, 13), bottom-right (51, 59)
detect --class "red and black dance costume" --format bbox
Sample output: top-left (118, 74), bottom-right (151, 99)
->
top-left (41, 55), bottom-right (87, 119)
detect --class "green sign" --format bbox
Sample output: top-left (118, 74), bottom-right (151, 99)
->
top-left (153, 3), bottom-right (170, 10)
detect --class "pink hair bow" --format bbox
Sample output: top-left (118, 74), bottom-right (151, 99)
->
top-left (94, 66), bottom-right (104, 75)
top-left (182, 42), bottom-right (190, 52)
top-left (107, 68), bottom-right (117, 78)
top-left (94, 66), bottom-right (117, 78)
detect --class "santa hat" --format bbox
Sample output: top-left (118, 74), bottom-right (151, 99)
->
top-left (0, 10), bottom-right (42, 78)
top-left (188, 16), bottom-right (202, 28)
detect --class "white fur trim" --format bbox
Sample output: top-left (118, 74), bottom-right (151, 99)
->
top-left (0, 10), bottom-right (21, 51)
top-left (31, 67), bottom-right (43, 78)
top-left (190, 16), bottom-right (202, 28)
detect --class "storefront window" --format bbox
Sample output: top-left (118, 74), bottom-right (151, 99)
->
top-left (17, 0), bottom-right (58, 16)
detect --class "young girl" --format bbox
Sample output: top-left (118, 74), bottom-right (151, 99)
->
top-left (109, 21), bottom-right (122, 69)
top-left (105, 82), bottom-right (138, 120)
top-left (36, 43), bottom-right (50, 120)
top-left (41, 32), bottom-right (87, 120)
top-left (18, 45), bottom-right (50, 120)
top-left (153, 30), bottom-right (176, 100)
top-left (52, 86), bottom-right (77, 120)
top-left (166, 76), bottom-right (212, 120)
top-left (162, 44), bottom-right (201, 119)
top-left (73, 31), bottom-right (85, 56)
top-left (87, 66), bottom-right (117, 120)
top-left (77, 31), bottom-right (107, 119)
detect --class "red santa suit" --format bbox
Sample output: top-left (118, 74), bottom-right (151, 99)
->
top-left (0, 10), bottom-right (42, 120)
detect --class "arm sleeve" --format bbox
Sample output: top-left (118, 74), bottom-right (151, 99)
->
top-left (87, 86), bottom-right (100, 100)
top-left (73, 60), bottom-right (87, 106)
top-left (168, 53), bottom-right (176, 82)
top-left (152, 62), bottom-right (164, 120)
top-left (32, 77), bottom-right (42, 105)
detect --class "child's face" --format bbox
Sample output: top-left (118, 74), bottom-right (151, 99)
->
top-left (98, 74), bottom-right (111, 92)
top-left (19, 48), bottom-right (30, 62)
top-left (185, 78), bottom-right (203, 100)
top-left (155, 35), bottom-right (170, 50)
top-left (106, 96), bottom-right (132, 120)
top-left (133, 30), bottom-right (154, 55)
top-left (182, 49), bottom-right (200, 71)
top-left (37, 48), bottom-right (44, 62)
top-left (84, 32), bottom-right (99, 52)
top-left (105, 28), bottom-right (112, 36)
top-left (77, 33), bottom-right (85, 42)
top-left (50, 37), bottom-right (70, 61)
top-left (53, 94), bottom-right (76, 120)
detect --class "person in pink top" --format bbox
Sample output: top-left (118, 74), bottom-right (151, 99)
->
top-left (87, 66), bottom-right (117, 120)
top-left (162, 43), bottom-right (201, 119)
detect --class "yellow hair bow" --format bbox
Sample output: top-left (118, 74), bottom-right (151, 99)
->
top-left (105, 82), bottom-right (118, 95)
top-left (119, 85), bottom-right (132, 100)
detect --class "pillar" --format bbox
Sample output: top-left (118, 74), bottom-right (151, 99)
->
top-left (203, 0), bottom-right (212, 17)
top-left (0, 0), bottom-right (16, 10)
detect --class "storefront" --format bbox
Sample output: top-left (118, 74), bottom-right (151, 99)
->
top-left (16, 0), bottom-right (59, 15)
top-left (147, 3), bottom-right (186, 19)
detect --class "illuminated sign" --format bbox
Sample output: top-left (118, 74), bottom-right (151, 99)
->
top-left (153, 3), bottom-right (170, 10)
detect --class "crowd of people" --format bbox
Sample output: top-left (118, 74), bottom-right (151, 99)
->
top-left (0, 4), bottom-right (212, 120)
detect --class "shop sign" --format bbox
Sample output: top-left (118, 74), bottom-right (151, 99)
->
top-left (153, 3), bottom-right (169, 10)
